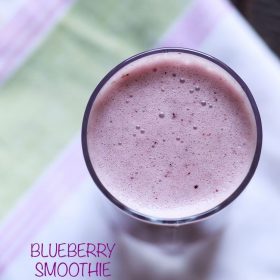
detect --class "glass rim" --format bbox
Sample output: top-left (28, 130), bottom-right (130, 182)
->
top-left (81, 47), bottom-right (262, 225)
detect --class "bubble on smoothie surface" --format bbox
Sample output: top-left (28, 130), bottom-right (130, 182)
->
top-left (87, 51), bottom-right (257, 220)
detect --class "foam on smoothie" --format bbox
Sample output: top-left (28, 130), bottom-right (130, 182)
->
top-left (87, 52), bottom-right (257, 219)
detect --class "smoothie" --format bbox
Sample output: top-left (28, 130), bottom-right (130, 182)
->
top-left (85, 51), bottom-right (258, 219)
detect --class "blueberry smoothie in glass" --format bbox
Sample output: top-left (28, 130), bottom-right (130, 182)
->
top-left (82, 48), bottom-right (262, 224)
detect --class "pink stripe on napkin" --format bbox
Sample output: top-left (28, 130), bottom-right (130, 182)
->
top-left (0, 0), bottom-right (75, 85)
top-left (159, 0), bottom-right (232, 48)
top-left (0, 0), bottom-right (41, 51)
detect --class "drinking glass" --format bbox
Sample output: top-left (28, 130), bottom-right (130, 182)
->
top-left (81, 48), bottom-right (262, 279)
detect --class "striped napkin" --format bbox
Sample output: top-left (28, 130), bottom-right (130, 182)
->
top-left (1, 0), bottom-right (280, 279)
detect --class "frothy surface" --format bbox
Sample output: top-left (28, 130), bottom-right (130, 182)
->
top-left (87, 52), bottom-right (257, 219)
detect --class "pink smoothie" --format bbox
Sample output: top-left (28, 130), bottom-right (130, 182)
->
top-left (86, 52), bottom-right (257, 219)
